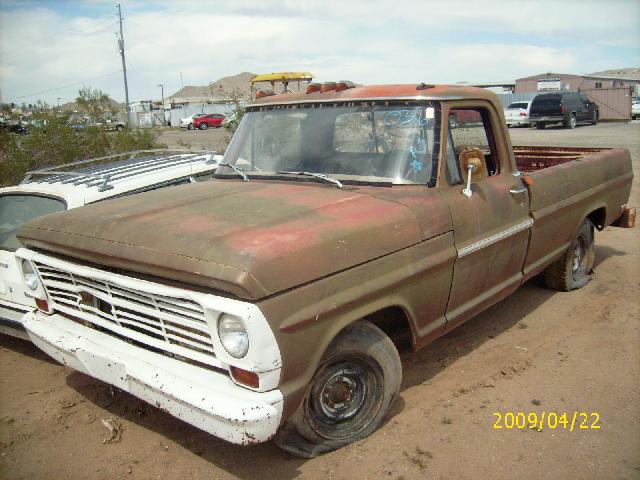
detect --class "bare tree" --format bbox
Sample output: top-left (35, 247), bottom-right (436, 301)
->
top-left (76, 86), bottom-right (117, 122)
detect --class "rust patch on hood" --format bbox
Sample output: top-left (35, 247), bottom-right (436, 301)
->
top-left (18, 180), bottom-right (450, 300)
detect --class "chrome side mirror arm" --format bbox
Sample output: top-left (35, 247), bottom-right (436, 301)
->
top-left (462, 163), bottom-right (476, 198)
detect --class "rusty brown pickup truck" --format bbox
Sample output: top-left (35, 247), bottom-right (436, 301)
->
top-left (16, 84), bottom-right (634, 457)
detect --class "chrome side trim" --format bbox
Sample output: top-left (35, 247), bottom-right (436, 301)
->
top-left (457, 218), bottom-right (534, 258)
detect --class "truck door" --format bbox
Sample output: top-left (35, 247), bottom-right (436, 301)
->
top-left (439, 104), bottom-right (532, 332)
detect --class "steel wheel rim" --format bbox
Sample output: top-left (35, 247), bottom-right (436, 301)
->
top-left (306, 356), bottom-right (384, 440)
top-left (572, 235), bottom-right (587, 276)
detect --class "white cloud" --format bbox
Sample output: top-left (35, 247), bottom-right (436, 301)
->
top-left (0, 0), bottom-right (638, 104)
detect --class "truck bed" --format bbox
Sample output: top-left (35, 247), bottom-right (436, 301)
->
top-left (517, 145), bottom-right (633, 278)
top-left (514, 146), bottom-right (608, 172)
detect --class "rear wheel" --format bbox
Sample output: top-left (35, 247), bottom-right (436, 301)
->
top-left (545, 218), bottom-right (595, 291)
top-left (591, 111), bottom-right (598, 125)
top-left (536, 122), bottom-right (546, 129)
top-left (187, 124), bottom-right (193, 130)
top-left (275, 321), bottom-right (401, 458)
top-left (564, 113), bottom-right (576, 129)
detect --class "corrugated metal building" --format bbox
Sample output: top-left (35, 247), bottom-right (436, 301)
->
top-left (514, 71), bottom-right (640, 120)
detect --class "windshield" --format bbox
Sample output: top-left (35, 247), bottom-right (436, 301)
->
top-left (507, 102), bottom-right (528, 109)
top-left (221, 103), bottom-right (440, 185)
top-left (0, 194), bottom-right (66, 251)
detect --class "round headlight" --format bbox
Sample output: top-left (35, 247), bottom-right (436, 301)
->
top-left (21, 260), bottom-right (40, 291)
top-left (217, 314), bottom-right (249, 358)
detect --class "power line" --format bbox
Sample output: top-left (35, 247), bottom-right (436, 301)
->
top-left (6, 70), bottom-right (123, 100)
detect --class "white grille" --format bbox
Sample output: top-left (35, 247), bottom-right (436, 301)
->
top-left (33, 261), bottom-right (220, 367)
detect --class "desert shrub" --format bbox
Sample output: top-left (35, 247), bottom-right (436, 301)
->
top-left (0, 117), bottom-right (162, 187)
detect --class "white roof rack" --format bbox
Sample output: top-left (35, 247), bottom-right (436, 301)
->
top-left (22, 150), bottom-right (217, 192)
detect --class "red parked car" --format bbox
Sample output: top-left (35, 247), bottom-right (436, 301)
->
top-left (193, 114), bottom-right (225, 130)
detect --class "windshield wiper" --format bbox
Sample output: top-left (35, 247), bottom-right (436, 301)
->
top-left (218, 163), bottom-right (249, 182)
top-left (275, 171), bottom-right (343, 189)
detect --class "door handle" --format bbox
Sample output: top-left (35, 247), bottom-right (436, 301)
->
top-left (509, 186), bottom-right (527, 195)
top-left (0, 262), bottom-right (8, 269)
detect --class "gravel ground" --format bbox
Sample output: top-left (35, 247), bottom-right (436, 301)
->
top-left (1, 121), bottom-right (639, 480)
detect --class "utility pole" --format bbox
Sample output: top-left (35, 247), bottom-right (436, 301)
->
top-left (158, 84), bottom-right (165, 125)
top-left (117, 4), bottom-right (131, 126)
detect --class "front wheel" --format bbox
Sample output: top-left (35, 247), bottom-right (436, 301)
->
top-left (199, 123), bottom-right (208, 130)
top-left (544, 218), bottom-right (595, 291)
top-left (536, 122), bottom-right (546, 129)
top-left (591, 111), bottom-right (598, 125)
top-left (275, 321), bottom-right (401, 458)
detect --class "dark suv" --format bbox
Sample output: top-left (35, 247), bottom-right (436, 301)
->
top-left (529, 92), bottom-right (598, 129)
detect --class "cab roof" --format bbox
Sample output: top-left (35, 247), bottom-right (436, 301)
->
top-left (249, 83), bottom-right (500, 107)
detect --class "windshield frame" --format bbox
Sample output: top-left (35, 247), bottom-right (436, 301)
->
top-left (219, 101), bottom-right (442, 187)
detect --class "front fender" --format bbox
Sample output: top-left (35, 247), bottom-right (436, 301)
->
top-left (257, 232), bottom-right (456, 420)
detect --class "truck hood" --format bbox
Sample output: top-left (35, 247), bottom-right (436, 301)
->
top-left (18, 180), bottom-right (427, 300)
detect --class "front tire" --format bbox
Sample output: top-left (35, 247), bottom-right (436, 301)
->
top-left (591, 111), bottom-right (598, 125)
top-left (199, 123), bottom-right (208, 130)
top-left (544, 218), bottom-right (595, 291)
top-left (536, 122), bottom-right (546, 129)
top-left (275, 321), bottom-right (401, 458)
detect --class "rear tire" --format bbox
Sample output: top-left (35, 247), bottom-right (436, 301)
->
top-left (544, 218), bottom-right (595, 291)
top-left (187, 124), bottom-right (193, 130)
top-left (536, 122), bottom-right (546, 129)
top-left (591, 111), bottom-right (598, 125)
top-left (564, 113), bottom-right (576, 129)
top-left (275, 321), bottom-right (401, 458)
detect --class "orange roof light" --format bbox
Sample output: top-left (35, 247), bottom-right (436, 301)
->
top-left (255, 89), bottom-right (276, 99)
top-left (306, 83), bottom-right (321, 94)
top-left (336, 80), bottom-right (355, 92)
top-left (320, 82), bottom-right (337, 93)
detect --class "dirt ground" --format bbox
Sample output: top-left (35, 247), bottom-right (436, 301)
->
top-left (1, 122), bottom-right (639, 480)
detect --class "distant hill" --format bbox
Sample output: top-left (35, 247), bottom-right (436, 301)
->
top-left (60, 97), bottom-right (124, 113)
top-left (588, 68), bottom-right (640, 80)
top-left (169, 72), bottom-right (257, 100)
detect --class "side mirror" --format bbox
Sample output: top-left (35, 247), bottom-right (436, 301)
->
top-left (460, 148), bottom-right (488, 198)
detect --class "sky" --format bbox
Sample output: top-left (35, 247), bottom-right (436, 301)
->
top-left (1, 0), bottom-right (639, 105)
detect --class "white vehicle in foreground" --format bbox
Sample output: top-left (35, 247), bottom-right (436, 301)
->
top-left (504, 100), bottom-right (532, 127)
top-left (0, 150), bottom-right (222, 339)
top-left (179, 113), bottom-right (207, 130)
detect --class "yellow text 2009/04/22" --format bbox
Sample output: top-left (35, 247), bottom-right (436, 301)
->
top-left (493, 411), bottom-right (600, 431)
